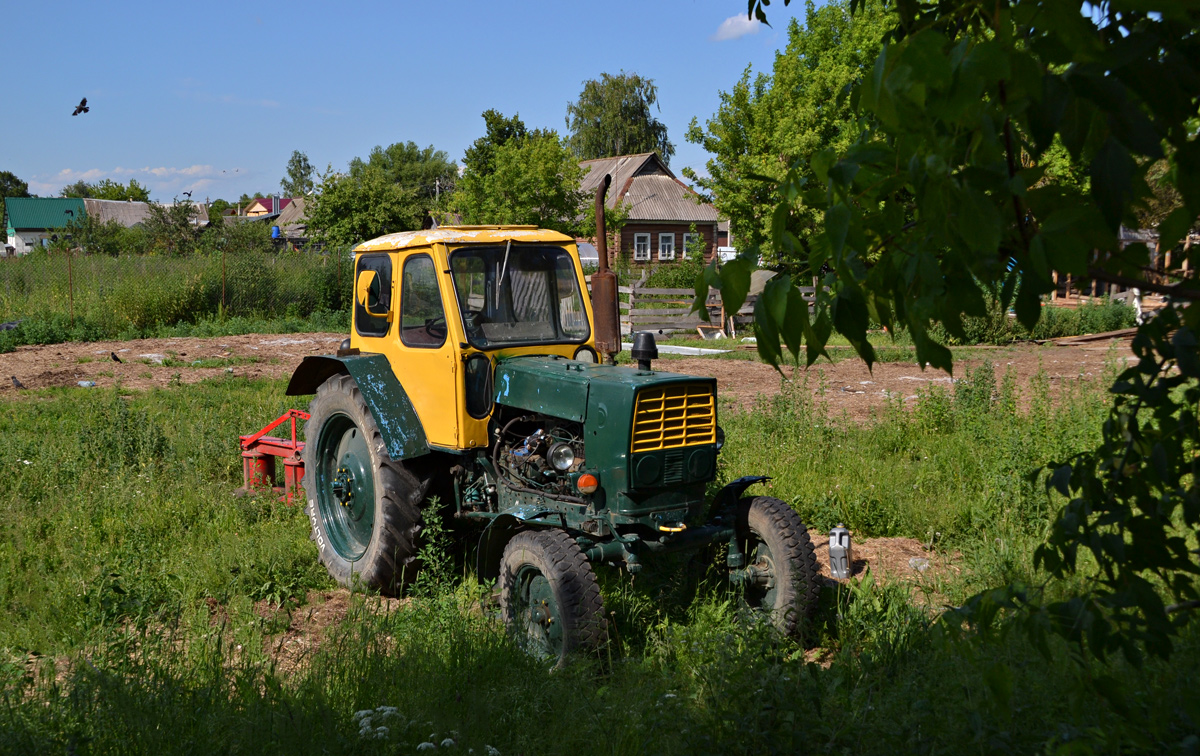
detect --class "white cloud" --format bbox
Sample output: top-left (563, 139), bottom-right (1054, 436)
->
top-left (712, 14), bottom-right (764, 41)
top-left (29, 165), bottom-right (232, 199)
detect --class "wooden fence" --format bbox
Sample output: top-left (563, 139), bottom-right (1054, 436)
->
top-left (618, 283), bottom-right (817, 337)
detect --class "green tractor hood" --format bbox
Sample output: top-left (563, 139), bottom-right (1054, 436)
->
top-left (494, 355), bottom-right (720, 517)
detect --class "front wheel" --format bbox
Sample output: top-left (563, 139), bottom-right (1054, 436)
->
top-left (302, 374), bottom-right (424, 593)
top-left (732, 496), bottom-right (820, 636)
top-left (498, 529), bottom-right (607, 666)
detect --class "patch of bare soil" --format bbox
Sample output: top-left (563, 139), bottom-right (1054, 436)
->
top-left (254, 590), bottom-right (408, 677)
top-left (808, 533), bottom-right (959, 590)
top-left (0, 332), bottom-right (344, 395)
top-left (662, 336), bottom-right (1134, 420)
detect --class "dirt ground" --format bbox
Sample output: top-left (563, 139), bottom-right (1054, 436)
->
top-left (0, 332), bottom-right (1133, 421)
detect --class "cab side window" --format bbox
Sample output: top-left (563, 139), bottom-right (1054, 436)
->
top-left (400, 255), bottom-right (447, 348)
top-left (355, 254), bottom-right (392, 338)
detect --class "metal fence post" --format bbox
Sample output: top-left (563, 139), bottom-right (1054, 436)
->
top-left (221, 247), bottom-right (227, 318)
top-left (67, 247), bottom-right (75, 327)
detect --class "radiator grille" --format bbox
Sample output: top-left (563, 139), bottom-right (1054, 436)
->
top-left (631, 384), bottom-right (716, 454)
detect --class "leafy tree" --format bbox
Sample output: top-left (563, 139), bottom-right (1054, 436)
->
top-left (143, 201), bottom-right (201, 255)
top-left (718, 0), bottom-right (1200, 668)
top-left (462, 110), bottom-right (528, 179)
top-left (348, 141), bottom-right (457, 211)
top-left (306, 164), bottom-right (420, 249)
top-left (64, 214), bottom-right (146, 256)
top-left (454, 128), bottom-right (586, 234)
top-left (1, 170), bottom-right (31, 227)
top-left (207, 198), bottom-right (234, 222)
top-left (566, 72), bottom-right (674, 164)
top-left (685, 0), bottom-right (890, 264)
top-left (59, 178), bottom-right (150, 202)
top-left (281, 150), bottom-right (316, 197)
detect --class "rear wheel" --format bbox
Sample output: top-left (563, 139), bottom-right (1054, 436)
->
top-left (498, 529), bottom-right (607, 666)
top-left (303, 374), bottom-right (423, 593)
top-left (732, 496), bottom-right (820, 636)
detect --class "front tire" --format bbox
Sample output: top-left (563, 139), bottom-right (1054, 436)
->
top-left (498, 529), bottom-right (607, 665)
top-left (302, 374), bottom-right (423, 593)
top-left (734, 496), bottom-right (820, 636)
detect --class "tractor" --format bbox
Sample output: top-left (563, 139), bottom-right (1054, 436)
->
top-left (270, 176), bottom-right (820, 663)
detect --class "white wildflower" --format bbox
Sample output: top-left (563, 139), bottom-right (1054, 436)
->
top-left (417, 743), bottom-right (437, 751)
top-left (354, 710), bottom-right (374, 722)
top-left (376, 705), bottom-right (400, 718)
top-left (486, 746), bottom-right (501, 756)
top-left (441, 738), bottom-right (456, 748)
top-left (373, 726), bottom-right (389, 739)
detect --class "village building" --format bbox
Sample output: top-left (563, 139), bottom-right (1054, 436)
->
top-left (578, 153), bottom-right (721, 266)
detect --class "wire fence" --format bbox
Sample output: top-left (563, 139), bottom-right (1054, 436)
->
top-left (0, 248), bottom-right (355, 333)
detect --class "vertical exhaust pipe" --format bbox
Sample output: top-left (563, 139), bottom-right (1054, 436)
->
top-left (590, 174), bottom-right (621, 363)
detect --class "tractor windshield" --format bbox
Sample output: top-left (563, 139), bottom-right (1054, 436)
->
top-left (449, 245), bottom-right (590, 349)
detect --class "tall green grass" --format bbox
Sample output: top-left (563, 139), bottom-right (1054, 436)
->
top-left (0, 251), bottom-right (351, 351)
top-left (1, 369), bottom-right (1195, 754)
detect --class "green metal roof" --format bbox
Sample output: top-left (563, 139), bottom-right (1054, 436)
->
top-left (4, 197), bottom-right (86, 230)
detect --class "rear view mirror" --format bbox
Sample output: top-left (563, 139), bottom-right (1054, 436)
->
top-left (356, 269), bottom-right (390, 316)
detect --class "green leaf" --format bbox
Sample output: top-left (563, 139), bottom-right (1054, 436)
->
top-left (984, 663), bottom-right (1013, 709)
top-left (715, 256), bottom-right (754, 318)
top-left (780, 287), bottom-right (809, 359)
top-left (761, 274), bottom-right (791, 326)
top-left (1158, 206), bottom-right (1194, 254)
top-left (826, 204), bottom-right (851, 255)
top-left (1090, 136), bottom-right (1135, 233)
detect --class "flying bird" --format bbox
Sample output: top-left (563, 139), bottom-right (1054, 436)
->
top-left (64, 209), bottom-right (74, 217)
top-left (72, 97), bottom-right (89, 116)
top-left (110, 352), bottom-right (123, 364)
top-left (11, 376), bottom-right (25, 389)
top-left (181, 191), bottom-right (193, 198)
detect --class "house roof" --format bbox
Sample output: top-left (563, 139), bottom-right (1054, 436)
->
top-left (4, 197), bottom-right (86, 230)
top-left (276, 197), bottom-right (307, 234)
top-left (244, 197), bottom-right (294, 213)
top-left (82, 199), bottom-right (209, 227)
top-left (578, 152), bottom-right (718, 223)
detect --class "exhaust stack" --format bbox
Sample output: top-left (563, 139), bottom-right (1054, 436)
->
top-left (590, 174), bottom-right (621, 363)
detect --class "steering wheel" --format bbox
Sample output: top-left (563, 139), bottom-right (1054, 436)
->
top-left (424, 315), bottom-right (447, 339)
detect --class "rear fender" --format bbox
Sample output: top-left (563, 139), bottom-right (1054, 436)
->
top-left (287, 354), bottom-right (429, 461)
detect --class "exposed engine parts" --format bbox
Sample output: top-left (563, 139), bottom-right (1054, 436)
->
top-left (494, 414), bottom-right (585, 498)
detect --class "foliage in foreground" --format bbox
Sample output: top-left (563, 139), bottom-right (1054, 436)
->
top-left (717, 0), bottom-right (1200, 668)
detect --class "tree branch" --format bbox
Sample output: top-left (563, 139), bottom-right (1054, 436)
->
top-left (1167, 599), bottom-right (1200, 614)
top-left (1086, 267), bottom-right (1200, 300)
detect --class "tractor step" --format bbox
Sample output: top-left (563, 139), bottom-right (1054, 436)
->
top-left (238, 409), bottom-right (310, 504)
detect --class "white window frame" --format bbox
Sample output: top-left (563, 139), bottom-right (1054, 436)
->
top-left (681, 232), bottom-right (698, 259)
top-left (633, 233), bottom-right (650, 261)
top-left (658, 232), bottom-right (676, 261)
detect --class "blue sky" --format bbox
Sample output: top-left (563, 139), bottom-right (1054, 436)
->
top-left (5, 1), bottom-right (808, 203)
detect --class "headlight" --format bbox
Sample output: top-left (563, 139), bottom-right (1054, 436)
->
top-left (573, 346), bottom-right (597, 363)
top-left (548, 443), bottom-right (576, 471)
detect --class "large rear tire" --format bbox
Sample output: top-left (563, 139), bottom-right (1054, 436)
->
top-left (302, 374), bottom-right (423, 594)
top-left (734, 496), bottom-right (820, 636)
top-left (498, 529), bottom-right (607, 666)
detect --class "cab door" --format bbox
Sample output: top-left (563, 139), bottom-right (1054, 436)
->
top-left (394, 252), bottom-right (460, 448)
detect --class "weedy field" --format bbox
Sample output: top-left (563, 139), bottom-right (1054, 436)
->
top-left (1, 362), bottom-right (1197, 755)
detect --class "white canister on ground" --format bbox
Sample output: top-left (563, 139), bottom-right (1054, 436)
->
top-left (829, 524), bottom-right (852, 579)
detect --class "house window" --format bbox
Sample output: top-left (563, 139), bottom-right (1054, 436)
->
top-left (682, 233), bottom-right (699, 259)
top-left (658, 233), bottom-right (675, 261)
top-left (633, 233), bottom-right (650, 261)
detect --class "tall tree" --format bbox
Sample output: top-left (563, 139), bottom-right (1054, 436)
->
top-left (455, 128), bottom-right (586, 234)
top-left (719, 0), bottom-right (1200, 668)
top-left (306, 164), bottom-right (420, 249)
top-left (566, 72), bottom-right (674, 163)
top-left (1, 170), bottom-right (31, 227)
top-left (59, 178), bottom-right (150, 202)
top-left (686, 0), bottom-right (890, 263)
top-left (348, 141), bottom-right (457, 209)
top-left (280, 150), bottom-right (315, 197)
top-left (462, 110), bottom-right (528, 179)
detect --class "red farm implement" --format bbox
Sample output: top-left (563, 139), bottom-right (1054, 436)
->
top-left (238, 409), bottom-right (309, 504)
